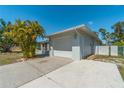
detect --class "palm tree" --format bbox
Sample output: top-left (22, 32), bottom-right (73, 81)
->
top-left (10, 19), bottom-right (45, 58)
top-left (99, 28), bottom-right (116, 56)
top-left (99, 28), bottom-right (114, 45)
top-left (112, 21), bottom-right (124, 34)
top-left (112, 21), bottom-right (124, 42)
top-left (0, 18), bottom-right (14, 52)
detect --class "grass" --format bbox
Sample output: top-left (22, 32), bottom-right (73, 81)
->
top-left (0, 51), bottom-right (46, 66)
top-left (91, 55), bottom-right (124, 80)
top-left (118, 65), bottom-right (124, 81)
top-left (0, 52), bottom-right (22, 66)
top-left (93, 55), bottom-right (124, 64)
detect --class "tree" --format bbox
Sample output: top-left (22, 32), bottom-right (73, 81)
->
top-left (112, 21), bottom-right (124, 42)
top-left (99, 28), bottom-right (114, 45)
top-left (0, 18), bottom-right (14, 52)
top-left (9, 19), bottom-right (45, 58)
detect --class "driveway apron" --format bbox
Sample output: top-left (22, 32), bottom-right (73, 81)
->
top-left (0, 57), bottom-right (72, 88)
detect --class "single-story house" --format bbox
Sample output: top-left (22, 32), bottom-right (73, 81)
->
top-left (47, 24), bottom-right (101, 60)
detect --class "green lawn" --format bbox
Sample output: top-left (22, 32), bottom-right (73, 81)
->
top-left (0, 53), bottom-right (22, 66)
top-left (92, 55), bottom-right (124, 80)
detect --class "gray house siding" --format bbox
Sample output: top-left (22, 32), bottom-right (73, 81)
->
top-left (48, 25), bottom-right (101, 61)
top-left (72, 32), bottom-right (81, 60)
top-left (79, 32), bottom-right (97, 58)
top-left (50, 32), bottom-right (74, 58)
top-left (52, 35), bottom-right (73, 51)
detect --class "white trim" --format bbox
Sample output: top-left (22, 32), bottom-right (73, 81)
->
top-left (48, 24), bottom-right (85, 37)
top-left (53, 50), bottom-right (72, 58)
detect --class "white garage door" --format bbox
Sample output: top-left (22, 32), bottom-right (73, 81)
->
top-left (52, 35), bottom-right (73, 58)
top-left (53, 50), bottom-right (72, 58)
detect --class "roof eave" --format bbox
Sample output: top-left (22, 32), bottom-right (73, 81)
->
top-left (47, 24), bottom-right (85, 37)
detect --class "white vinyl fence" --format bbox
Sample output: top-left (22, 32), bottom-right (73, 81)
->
top-left (95, 46), bottom-right (109, 56)
top-left (110, 46), bottom-right (118, 56)
top-left (95, 46), bottom-right (124, 56)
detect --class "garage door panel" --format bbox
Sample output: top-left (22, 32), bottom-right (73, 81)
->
top-left (54, 50), bottom-right (72, 58)
top-left (53, 36), bottom-right (73, 51)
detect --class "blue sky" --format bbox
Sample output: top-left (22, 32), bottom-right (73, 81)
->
top-left (0, 5), bottom-right (124, 41)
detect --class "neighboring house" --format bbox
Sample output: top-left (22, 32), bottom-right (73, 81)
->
top-left (47, 24), bottom-right (101, 60)
top-left (36, 41), bottom-right (50, 55)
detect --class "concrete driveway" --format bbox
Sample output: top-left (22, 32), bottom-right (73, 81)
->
top-left (20, 60), bottom-right (124, 88)
top-left (0, 57), bottom-right (72, 88)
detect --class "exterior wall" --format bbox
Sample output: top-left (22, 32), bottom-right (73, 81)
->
top-left (72, 32), bottom-right (81, 60)
top-left (50, 33), bottom-right (74, 58)
top-left (49, 30), bottom-right (100, 60)
top-left (52, 35), bottom-right (73, 51)
top-left (79, 32), bottom-right (97, 58)
top-left (50, 31), bottom-right (81, 60)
